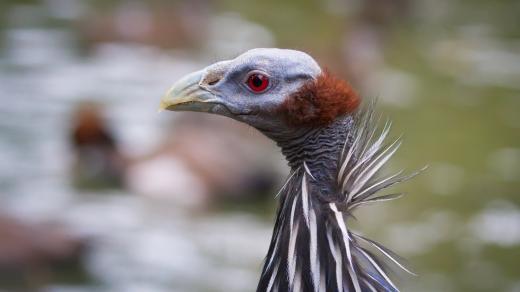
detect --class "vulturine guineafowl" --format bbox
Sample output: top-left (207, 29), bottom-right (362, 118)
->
top-left (160, 48), bottom-right (422, 292)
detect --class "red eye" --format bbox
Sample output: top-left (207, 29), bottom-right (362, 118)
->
top-left (246, 73), bottom-right (269, 93)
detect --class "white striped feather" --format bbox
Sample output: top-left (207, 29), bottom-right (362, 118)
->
top-left (338, 104), bottom-right (376, 184)
top-left (319, 268), bottom-right (326, 292)
top-left (275, 167), bottom-right (300, 198)
top-left (309, 208), bottom-right (320, 291)
top-left (358, 117), bottom-right (382, 159)
top-left (363, 279), bottom-right (378, 292)
top-left (301, 172), bottom-right (310, 227)
top-left (326, 229), bottom-right (343, 292)
top-left (337, 126), bottom-right (363, 182)
top-left (330, 203), bottom-right (361, 292)
top-left (340, 140), bottom-right (374, 193)
top-left (303, 161), bottom-right (316, 181)
top-left (352, 170), bottom-right (403, 202)
top-left (288, 219), bottom-right (300, 287)
top-left (290, 196), bottom-right (297, 235)
top-left (339, 106), bottom-right (394, 196)
top-left (348, 193), bottom-right (404, 211)
top-left (353, 233), bottom-right (416, 276)
top-left (358, 248), bottom-right (398, 291)
top-left (347, 138), bottom-right (402, 201)
top-left (267, 262), bottom-right (279, 292)
top-left (264, 229), bottom-right (281, 274)
top-left (359, 120), bottom-right (391, 164)
top-left (293, 269), bottom-right (302, 292)
top-left (346, 263), bottom-right (361, 292)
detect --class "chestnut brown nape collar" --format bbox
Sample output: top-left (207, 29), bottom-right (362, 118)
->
top-left (278, 70), bottom-right (360, 127)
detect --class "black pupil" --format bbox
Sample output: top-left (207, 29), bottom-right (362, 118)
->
top-left (252, 75), bottom-right (263, 87)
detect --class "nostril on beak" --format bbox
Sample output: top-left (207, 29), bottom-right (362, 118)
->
top-left (201, 70), bottom-right (224, 87)
top-left (207, 78), bottom-right (220, 86)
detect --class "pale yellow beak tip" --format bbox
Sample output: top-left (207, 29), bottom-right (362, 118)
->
top-left (159, 69), bottom-right (207, 112)
top-left (158, 94), bottom-right (172, 112)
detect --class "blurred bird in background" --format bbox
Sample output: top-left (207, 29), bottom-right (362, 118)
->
top-left (160, 48), bottom-right (421, 292)
top-left (71, 102), bottom-right (125, 189)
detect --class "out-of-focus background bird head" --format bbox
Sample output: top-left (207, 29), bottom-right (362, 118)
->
top-left (161, 48), bottom-right (322, 130)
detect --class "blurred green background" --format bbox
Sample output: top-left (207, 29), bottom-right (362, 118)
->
top-left (0, 0), bottom-right (519, 291)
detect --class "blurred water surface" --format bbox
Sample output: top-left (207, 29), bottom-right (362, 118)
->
top-left (0, 0), bottom-right (519, 291)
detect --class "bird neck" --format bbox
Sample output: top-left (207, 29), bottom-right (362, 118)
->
top-left (257, 106), bottom-right (413, 292)
top-left (262, 116), bottom-right (354, 197)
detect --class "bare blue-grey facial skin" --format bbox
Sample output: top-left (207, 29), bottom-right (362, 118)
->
top-left (161, 48), bottom-right (322, 130)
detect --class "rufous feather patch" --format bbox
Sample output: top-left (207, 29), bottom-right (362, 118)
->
top-left (278, 71), bottom-right (360, 127)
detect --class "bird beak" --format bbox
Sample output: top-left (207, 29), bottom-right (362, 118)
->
top-left (160, 69), bottom-right (217, 112)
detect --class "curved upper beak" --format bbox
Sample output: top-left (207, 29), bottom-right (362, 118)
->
top-left (160, 69), bottom-right (217, 112)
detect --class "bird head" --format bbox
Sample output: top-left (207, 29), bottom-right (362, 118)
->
top-left (160, 48), bottom-right (359, 132)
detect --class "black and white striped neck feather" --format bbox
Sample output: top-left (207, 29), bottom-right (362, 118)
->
top-left (257, 103), bottom-right (422, 292)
